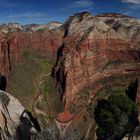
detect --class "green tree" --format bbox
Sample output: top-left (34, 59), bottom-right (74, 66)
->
top-left (94, 93), bottom-right (138, 140)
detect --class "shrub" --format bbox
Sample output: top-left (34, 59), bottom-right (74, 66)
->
top-left (94, 93), bottom-right (138, 140)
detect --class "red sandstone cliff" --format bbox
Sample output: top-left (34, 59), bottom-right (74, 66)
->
top-left (0, 26), bottom-right (64, 78)
top-left (0, 12), bottom-right (140, 123)
top-left (0, 12), bottom-right (140, 139)
top-left (0, 32), bottom-right (11, 77)
top-left (53, 12), bottom-right (140, 121)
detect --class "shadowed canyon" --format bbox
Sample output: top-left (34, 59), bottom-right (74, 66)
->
top-left (0, 12), bottom-right (140, 140)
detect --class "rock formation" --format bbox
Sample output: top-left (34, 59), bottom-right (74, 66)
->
top-left (96, 13), bottom-right (140, 44)
top-left (0, 12), bottom-right (140, 139)
top-left (53, 12), bottom-right (140, 118)
top-left (23, 22), bottom-right (62, 32)
top-left (0, 90), bottom-right (38, 140)
top-left (0, 24), bottom-right (64, 78)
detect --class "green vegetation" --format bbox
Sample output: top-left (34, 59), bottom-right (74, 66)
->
top-left (97, 73), bottom-right (138, 86)
top-left (69, 87), bottom-right (90, 114)
top-left (85, 73), bottom-right (140, 140)
top-left (0, 91), bottom-right (10, 106)
top-left (31, 122), bottom-right (59, 140)
top-left (7, 50), bottom-right (64, 140)
top-left (94, 93), bottom-right (138, 140)
top-left (89, 73), bottom-right (140, 104)
top-left (39, 75), bottom-right (64, 113)
top-left (70, 102), bottom-right (78, 113)
top-left (7, 51), bottom-right (55, 111)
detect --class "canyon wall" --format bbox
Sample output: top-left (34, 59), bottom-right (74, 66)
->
top-left (0, 12), bottom-right (140, 139)
top-left (0, 26), bottom-right (64, 78)
top-left (53, 12), bottom-right (140, 118)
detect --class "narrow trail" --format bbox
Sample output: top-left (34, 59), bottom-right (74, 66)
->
top-left (31, 72), bottom-right (96, 139)
top-left (31, 72), bottom-right (75, 139)
top-left (32, 72), bottom-right (51, 117)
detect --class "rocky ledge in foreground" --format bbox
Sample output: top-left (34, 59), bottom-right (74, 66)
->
top-left (0, 90), bottom-right (39, 140)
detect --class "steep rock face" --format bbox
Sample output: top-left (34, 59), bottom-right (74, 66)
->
top-left (0, 33), bottom-right (11, 78)
top-left (0, 90), bottom-right (37, 140)
top-left (25, 29), bottom-right (64, 56)
top-left (53, 12), bottom-right (140, 117)
top-left (0, 27), bottom-right (64, 78)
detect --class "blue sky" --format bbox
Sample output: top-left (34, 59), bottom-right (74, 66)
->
top-left (0, 0), bottom-right (140, 24)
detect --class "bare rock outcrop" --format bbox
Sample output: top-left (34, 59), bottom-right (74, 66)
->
top-left (0, 12), bottom-right (140, 139)
top-left (96, 13), bottom-right (140, 44)
top-left (0, 90), bottom-right (38, 140)
top-left (53, 12), bottom-right (140, 122)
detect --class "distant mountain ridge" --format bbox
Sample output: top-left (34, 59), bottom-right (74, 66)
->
top-left (0, 21), bottom-right (62, 33)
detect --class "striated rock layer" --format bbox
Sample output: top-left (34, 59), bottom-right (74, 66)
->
top-left (0, 26), bottom-right (64, 78)
top-left (96, 13), bottom-right (140, 44)
top-left (0, 12), bottom-right (140, 139)
top-left (53, 12), bottom-right (140, 122)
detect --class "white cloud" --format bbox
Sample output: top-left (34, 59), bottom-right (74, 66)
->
top-left (121, 0), bottom-right (140, 15)
top-left (5, 12), bottom-right (47, 19)
top-left (72, 0), bottom-right (94, 8)
top-left (119, 0), bottom-right (140, 19)
top-left (122, 11), bottom-right (133, 15)
top-left (68, 0), bottom-right (94, 10)
top-left (122, 0), bottom-right (140, 4)
top-left (129, 4), bottom-right (140, 9)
